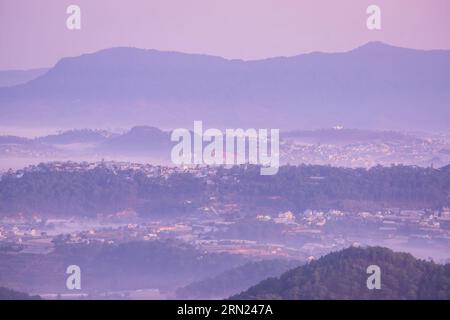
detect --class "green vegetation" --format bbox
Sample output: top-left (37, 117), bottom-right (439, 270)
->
top-left (231, 246), bottom-right (450, 300)
top-left (0, 163), bottom-right (449, 216)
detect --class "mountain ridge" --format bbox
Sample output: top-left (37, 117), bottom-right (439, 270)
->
top-left (1, 42), bottom-right (450, 132)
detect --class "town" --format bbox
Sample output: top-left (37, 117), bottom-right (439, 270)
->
top-left (1, 161), bottom-right (449, 263)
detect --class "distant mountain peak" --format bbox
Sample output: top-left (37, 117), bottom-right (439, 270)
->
top-left (1, 42), bottom-right (450, 133)
top-left (352, 41), bottom-right (403, 53)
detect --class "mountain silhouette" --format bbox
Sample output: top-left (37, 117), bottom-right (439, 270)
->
top-left (1, 42), bottom-right (449, 132)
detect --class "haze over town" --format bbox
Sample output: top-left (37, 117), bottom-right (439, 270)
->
top-left (1, 1), bottom-right (450, 300)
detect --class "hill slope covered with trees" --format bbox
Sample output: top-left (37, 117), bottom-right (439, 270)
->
top-left (231, 246), bottom-right (450, 300)
top-left (1, 163), bottom-right (449, 217)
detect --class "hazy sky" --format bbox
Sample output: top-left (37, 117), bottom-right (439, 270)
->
top-left (1, 0), bottom-right (450, 70)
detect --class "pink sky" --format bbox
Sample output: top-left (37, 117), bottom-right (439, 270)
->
top-left (1, 0), bottom-right (450, 70)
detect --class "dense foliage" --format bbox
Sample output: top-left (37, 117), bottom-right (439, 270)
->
top-left (0, 163), bottom-right (449, 216)
top-left (231, 246), bottom-right (450, 300)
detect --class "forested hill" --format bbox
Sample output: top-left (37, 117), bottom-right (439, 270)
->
top-left (0, 163), bottom-right (449, 217)
top-left (231, 246), bottom-right (450, 300)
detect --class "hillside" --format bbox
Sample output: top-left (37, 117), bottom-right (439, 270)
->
top-left (231, 246), bottom-right (450, 300)
top-left (176, 259), bottom-right (301, 299)
top-left (0, 163), bottom-right (448, 217)
top-left (1, 42), bottom-right (450, 132)
top-left (0, 68), bottom-right (48, 87)
top-left (0, 240), bottom-right (246, 294)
